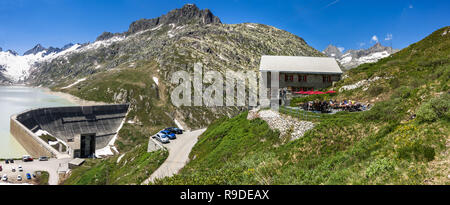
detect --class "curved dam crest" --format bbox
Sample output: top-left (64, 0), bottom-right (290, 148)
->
top-left (11, 104), bottom-right (129, 159)
top-left (0, 86), bottom-right (76, 158)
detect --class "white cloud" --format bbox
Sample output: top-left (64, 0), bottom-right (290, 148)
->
top-left (325, 0), bottom-right (340, 8)
top-left (338, 47), bottom-right (345, 52)
top-left (371, 35), bottom-right (379, 43)
top-left (409, 4), bottom-right (413, 9)
top-left (359, 42), bottom-right (366, 47)
top-left (385, 33), bottom-right (393, 41)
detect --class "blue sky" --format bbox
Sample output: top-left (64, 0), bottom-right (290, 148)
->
top-left (0, 0), bottom-right (449, 55)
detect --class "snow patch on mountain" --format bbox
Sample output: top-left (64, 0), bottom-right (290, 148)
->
top-left (76, 36), bottom-right (125, 53)
top-left (61, 78), bottom-right (87, 89)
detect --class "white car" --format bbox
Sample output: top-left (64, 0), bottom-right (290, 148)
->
top-left (1, 174), bottom-right (7, 181)
top-left (155, 133), bottom-right (170, 144)
top-left (17, 175), bottom-right (22, 181)
top-left (18, 165), bottom-right (23, 172)
top-left (11, 167), bottom-right (16, 172)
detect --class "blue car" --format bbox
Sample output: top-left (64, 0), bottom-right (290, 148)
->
top-left (160, 130), bottom-right (176, 140)
top-left (165, 127), bottom-right (183, 134)
top-left (26, 173), bottom-right (32, 180)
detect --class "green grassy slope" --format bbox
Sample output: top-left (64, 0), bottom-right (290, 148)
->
top-left (154, 26), bottom-right (450, 185)
top-left (64, 143), bottom-right (168, 185)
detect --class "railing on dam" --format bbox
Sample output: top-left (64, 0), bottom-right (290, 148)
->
top-left (10, 104), bottom-right (130, 159)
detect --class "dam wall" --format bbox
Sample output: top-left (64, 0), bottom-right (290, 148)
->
top-left (11, 104), bottom-right (129, 158)
top-left (10, 115), bottom-right (57, 158)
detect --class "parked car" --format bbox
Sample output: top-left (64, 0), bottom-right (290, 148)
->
top-left (165, 127), bottom-right (183, 134)
top-left (18, 165), bottom-right (23, 172)
top-left (22, 155), bottom-right (33, 162)
top-left (160, 130), bottom-right (176, 140)
top-left (39, 156), bottom-right (49, 161)
top-left (11, 167), bottom-right (16, 172)
top-left (17, 175), bottom-right (22, 181)
top-left (155, 133), bottom-right (170, 144)
top-left (9, 159), bottom-right (14, 163)
top-left (0, 165), bottom-right (2, 171)
top-left (26, 173), bottom-right (32, 180)
top-left (1, 174), bottom-right (7, 181)
top-left (5, 159), bottom-right (9, 164)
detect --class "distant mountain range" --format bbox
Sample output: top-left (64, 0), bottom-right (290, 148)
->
top-left (0, 43), bottom-right (81, 83)
top-left (323, 43), bottom-right (399, 69)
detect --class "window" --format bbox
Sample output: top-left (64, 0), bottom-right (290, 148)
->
top-left (303, 75), bottom-right (307, 82)
top-left (285, 74), bottom-right (293, 82)
top-left (298, 75), bottom-right (308, 82)
top-left (323, 75), bottom-right (332, 83)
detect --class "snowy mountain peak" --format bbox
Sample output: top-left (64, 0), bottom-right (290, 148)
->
top-left (6, 50), bottom-right (19, 56)
top-left (323, 44), bottom-right (343, 58)
top-left (0, 43), bottom-right (82, 83)
top-left (24, 44), bottom-right (47, 55)
top-left (323, 43), bottom-right (398, 70)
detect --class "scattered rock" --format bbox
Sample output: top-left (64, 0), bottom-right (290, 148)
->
top-left (249, 109), bottom-right (314, 141)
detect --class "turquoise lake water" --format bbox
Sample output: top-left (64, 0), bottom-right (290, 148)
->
top-left (0, 86), bottom-right (75, 158)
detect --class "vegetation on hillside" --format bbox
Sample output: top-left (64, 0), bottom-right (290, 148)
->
top-left (36, 171), bottom-right (49, 185)
top-left (64, 143), bottom-right (168, 185)
top-left (62, 17), bottom-right (449, 184)
top-left (153, 27), bottom-right (449, 185)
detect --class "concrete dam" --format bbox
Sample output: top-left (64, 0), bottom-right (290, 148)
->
top-left (11, 104), bottom-right (129, 158)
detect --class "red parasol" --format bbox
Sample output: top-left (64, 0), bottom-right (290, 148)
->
top-left (326, 90), bottom-right (337, 94)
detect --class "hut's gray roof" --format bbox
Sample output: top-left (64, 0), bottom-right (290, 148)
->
top-left (259, 55), bottom-right (343, 74)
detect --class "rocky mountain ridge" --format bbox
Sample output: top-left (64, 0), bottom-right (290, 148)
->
top-left (20, 4), bottom-right (323, 131)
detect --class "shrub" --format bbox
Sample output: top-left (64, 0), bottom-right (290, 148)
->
top-left (290, 94), bottom-right (335, 106)
top-left (365, 158), bottom-right (395, 178)
top-left (367, 86), bottom-right (385, 97)
top-left (397, 142), bottom-right (435, 162)
top-left (389, 78), bottom-right (401, 89)
top-left (416, 103), bottom-right (438, 122)
top-left (417, 93), bottom-right (450, 122)
top-left (362, 98), bottom-right (405, 122)
top-left (392, 86), bottom-right (413, 99)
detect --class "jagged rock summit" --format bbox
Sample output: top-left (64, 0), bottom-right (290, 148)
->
top-left (323, 44), bottom-right (343, 58)
top-left (24, 44), bottom-right (47, 55)
top-left (127, 4), bottom-right (221, 35)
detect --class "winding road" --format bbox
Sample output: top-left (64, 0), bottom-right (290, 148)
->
top-left (142, 128), bottom-right (206, 185)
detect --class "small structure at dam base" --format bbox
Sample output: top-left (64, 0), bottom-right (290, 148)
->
top-left (10, 104), bottom-right (129, 159)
